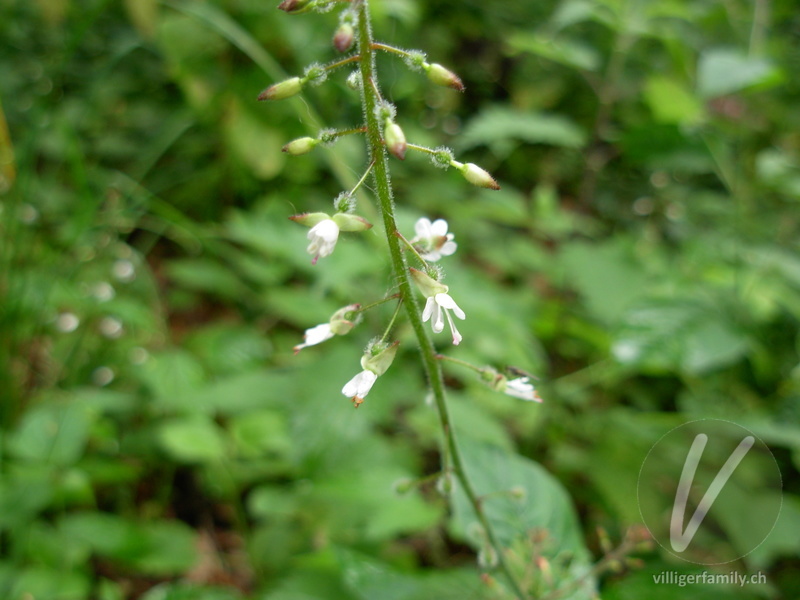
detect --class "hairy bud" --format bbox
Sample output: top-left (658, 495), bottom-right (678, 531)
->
top-left (333, 23), bottom-right (355, 52)
top-left (258, 77), bottom-right (303, 101)
top-left (277, 0), bottom-right (312, 13)
top-left (459, 162), bottom-right (500, 190)
top-left (282, 136), bottom-right (319, 155)
top-left (424, 63), bottom-right (464, 92)
top-left (384, 119), bottom-right (407, 160)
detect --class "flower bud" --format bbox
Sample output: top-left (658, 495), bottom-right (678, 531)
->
top-left (460, 162), bottom-right (500, 190)
top-left (258, 77), bottom-right (303, 101)
top-left (332, 212), bottom-right (372, 232)
top-left (384, 119), bottom-right (407, 160)
top-left (277, 0), bottom-right (313, 14)
top-left (333, 23), bottom-right (355, 52)
top-left (289, 211), bottom-right (331, 227)
top-left (424, 63), bottom-right (465, 92)
top-left (282, 136), bottom-right (319, 156)
top-left (361, 341), bottom-right (399, 376)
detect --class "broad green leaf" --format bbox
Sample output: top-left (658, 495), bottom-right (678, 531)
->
top-left (560, 240), bottom-right (649, 324)
top-left (507, 32), bottom-right (601, 71)
top-left (612, 300), bottom-right (749, 374)
top-left (459, 107), bottom-right (587, 156)
top-left (158, 416), bottom-right (227, 463)
top-left (644, 75), bottom-right (704, 125)
top-left (8, 402), bottom-right (93, 466)
top-left (59, 513), bottom-right (198, 576)
top-left (697, 49), bottom-right (783, 98)
top-left (229, 409), bottom-right (291, 458)
top-left (453, 442), bottom-right (587, 550)
top-left (8, 566), bottom-right (90, 600)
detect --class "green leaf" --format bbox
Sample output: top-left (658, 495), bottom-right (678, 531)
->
top-left (59, 513), bottom-right (198, 576)
top-left (644, 75), bottom-right (704, 125)
top-left (229, 409), bottom-right (291, 458)
top-left (507, 32), bottom-right (601, 71)
top-left (158, 416), bottom-right (227, 463)
top-left (612, 300), bottom-right (749, 374)
top-left (697, 49), bottom-right (783, 98)
top-left (459, 106), bottom-right (587, 157)
top-left (8, 402), bottom-right (93, 466)
top-left (560, 240), bottom-right (649, 324)
top-left (452, 442), bottom-right (590, 560)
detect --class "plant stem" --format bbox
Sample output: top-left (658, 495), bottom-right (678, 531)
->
top-left (353, 2), bottom-right (527, 598)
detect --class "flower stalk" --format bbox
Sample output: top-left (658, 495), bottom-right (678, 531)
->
top-left (353, 1), bottom-right (526, 597)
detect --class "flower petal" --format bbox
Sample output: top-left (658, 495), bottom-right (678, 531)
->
top-left (435, 293), bottom-right (465, 319)
top-left (431, 219), bottom-right (449, 237)
top-left (414, 217), bottom-right (432, 239)
top-left (439, 241), bottom-right (457, 257)
top-left (422, 296), bottom-right (436, 322)
top-left (432, 302), bottom-right (445, 333)
top-left (342, 370), bottom-right (378, 398)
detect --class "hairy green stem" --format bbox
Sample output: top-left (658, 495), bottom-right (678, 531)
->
top-left (354, 2), bottom-right (527, 597)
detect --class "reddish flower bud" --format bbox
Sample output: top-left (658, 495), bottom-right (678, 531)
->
top-left (460, 162), bottom-right (500, 190)
top-left (384, 120), bottom-right (407, 160)
top-left (333, 23), bottom-right (355, 52)
top-left (424, 63), bottom-right (464, 92)
top-left (277, 0), bottom-right (312, 14)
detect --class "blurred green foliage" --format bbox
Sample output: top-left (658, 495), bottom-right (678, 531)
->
top-left (1, 0), bottom-right (799, 598)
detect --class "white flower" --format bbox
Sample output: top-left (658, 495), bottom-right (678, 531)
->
top-left (342, 370), bottom-right (378, 406)
top-left (412, 217), bottom-right (457, 261)
top-left (504, 377), bottom-right (542, 403)
top-left (422, 292), bottom-right (466, 345)
top-left (306, 218), bottom-right (339, 264)
top-left (293, 323), bottom-right (334, 354)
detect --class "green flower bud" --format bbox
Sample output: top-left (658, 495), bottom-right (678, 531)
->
top-left (458, 162), bottom-right (500, 190)
top-left (332, 212), bottom-right (372, 232)
top-left (361, 341), bottom-right (399, 376)
top-left (384, 119), bottom-right (407, 160)
top-left (288, 211), bottom-right (331, 227)
top-left (258, 76), bottom-right (304, 101)
top-left (282, 136), bottom-right (319, 156)
top-left (424, 62), bottom-right (465, 92)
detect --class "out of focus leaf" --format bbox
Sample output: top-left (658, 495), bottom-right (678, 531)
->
top-left (697, 49), bottom-right (783, 98)
top-left (459, 107), bottom-right (587, 157)
top-left (158, 416), bottom-right (227, 463)
top-left (507, 32), bottom-right (601, 71)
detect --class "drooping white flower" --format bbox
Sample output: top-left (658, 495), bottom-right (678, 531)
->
top-left (293, 323), bottom-right (334, 354)
top-left (341, 370), bottom-right (378, 405)
top-left (412, 217), bottom-right (457, 261)
top-left (306, 218), bottom-right (339, 264)
top-left (293, 304), bottom-right (361, 354)
top-left (503, 377), bottom-right (542, 402)
top-left (341, 341), bottom-right (399, 407)
top-left (422, 292), bottom-right (466, 345)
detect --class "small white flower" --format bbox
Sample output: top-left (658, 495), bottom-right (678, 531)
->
top-left (342, 369), bottom-right (378, 406)
top-left (293, 323), bottom-right (335, 354)
top-left (504, 377), bottom-right (542, 403)
top-left (422, 292), bottom-right (466, 345)
top-left (306, 218), bottom-right (339, 264)
top-left (412, 217), bottom-right (457, 261)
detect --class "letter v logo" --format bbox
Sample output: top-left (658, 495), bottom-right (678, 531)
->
top-left (670, 433), bottom-right (755, 552)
